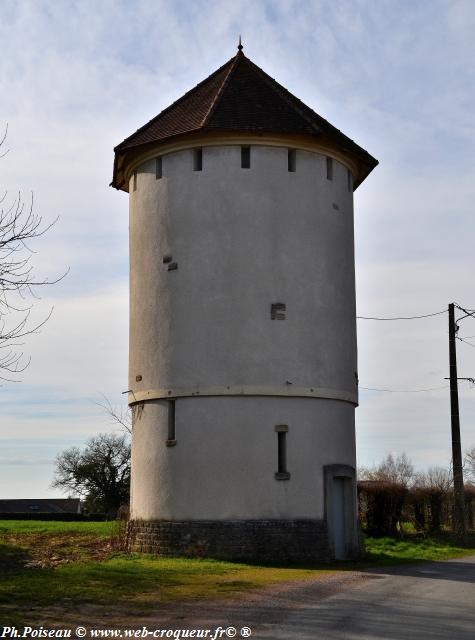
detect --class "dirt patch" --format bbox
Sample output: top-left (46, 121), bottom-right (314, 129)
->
top-left (2, 533), bottom-right (113, 569)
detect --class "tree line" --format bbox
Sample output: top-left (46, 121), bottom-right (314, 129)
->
top-left (358, 452), bottom-right (475, 536)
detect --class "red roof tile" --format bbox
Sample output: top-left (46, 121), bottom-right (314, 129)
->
top-left (112, 50), bottom-right (378, 189)
top-left (116, 57), bottom-right (236, 150)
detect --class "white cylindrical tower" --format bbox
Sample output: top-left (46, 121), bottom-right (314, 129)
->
top-left (112, 46), bottom-right (377, 562)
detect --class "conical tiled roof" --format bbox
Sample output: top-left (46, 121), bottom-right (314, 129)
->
top-left (112, 49), bottom-right (377, 190)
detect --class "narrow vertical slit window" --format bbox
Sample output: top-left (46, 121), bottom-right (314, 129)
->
top-left (132, 170), bottom-right (137, 191)
top-left (278, 432), bottom-right (286, 471)
top-left (275, 425), bottom-right (290, 479)
top-left (288, 149), bottom-right (296, 172)
top-left (326, 156), bottom-right (333, 180)
top-left (193, 148), bottom-right (202, 171)
top-left (156, 156), bottom-right (163, 179)
top-left (166, 400), bottom-right (176, 446)
top-left (241, 145), bottom-right (250, 169)
top-left (347, 168), bottom-right (352, 192)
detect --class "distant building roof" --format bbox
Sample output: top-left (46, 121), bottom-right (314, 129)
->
top-left (0, 499), bottom-right (81, 514)
top-left (112, 46), bottom-right (378, 191)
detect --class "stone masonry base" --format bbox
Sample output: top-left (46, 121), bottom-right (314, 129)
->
top-left (127, 519), bottom-right (330, 563)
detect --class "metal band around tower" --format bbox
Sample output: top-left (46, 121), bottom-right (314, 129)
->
top-left (128, 385), bottom-right (358, 406)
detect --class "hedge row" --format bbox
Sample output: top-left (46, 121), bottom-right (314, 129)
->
top-left (358, 480), bottom-right (475, 535)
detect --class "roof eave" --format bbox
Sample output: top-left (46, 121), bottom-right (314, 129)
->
top-left (111, 129), bottom-right (378, 193)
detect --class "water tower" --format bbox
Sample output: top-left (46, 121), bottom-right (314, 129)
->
top-left (112, 43), bottom-right (377, 562)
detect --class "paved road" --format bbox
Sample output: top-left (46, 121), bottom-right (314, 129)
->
top-left (257, 555), bottom-right (475, 639)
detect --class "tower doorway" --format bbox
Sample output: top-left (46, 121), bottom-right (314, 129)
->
top-left (325, 465), bottom-right (358, 560)
top-left (332, 476), bottom-right (351, 559)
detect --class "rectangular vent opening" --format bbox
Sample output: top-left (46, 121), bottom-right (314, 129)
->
top-left (347, 168), bottom-right (352, 192)
top-left (156, 156), bottom-right (163, 179)
top-left (132, 170), bottom-right (137, 191)
top-left (326, 156), bottom-right (333, 180)
top-left (275, 425), bottom-right (290, 480)
top-left (193, 148), bottom-right (202, 171)
top-left (271, 303), bottom-right (286, 320)
top-left (166, 399), bottom-right (176, 446)
top-left (241, 146), bottom-right (250, 169)
top-left (288, 149), bottom-right (296, 172)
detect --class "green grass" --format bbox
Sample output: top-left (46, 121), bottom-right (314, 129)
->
top-left (363, 534), bottom-right (475, 566)
top-left (1, 520), bottom-right (474, 626)
top-left (0, 521), bottom-right (332, 625)
top-left (0, 519), bottom-right (115, 536)
top-left (1, 554), bottom-right (327, 604)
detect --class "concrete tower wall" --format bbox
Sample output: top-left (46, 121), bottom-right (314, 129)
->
top-left (130, 396), bottom-right (356, 520)
top-left (128, 143), bottom-right (359, 561)
top-left (129, 145), bottom-right (357, 398)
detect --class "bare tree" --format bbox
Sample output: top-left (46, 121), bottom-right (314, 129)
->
top-left (52, 432), bottom-right (131, 516)
top-left (413, 465), bottom-right (452, 533)
top-left (359, 452), bottom-right (414, 487)
top-left (414, 466), bottom-right (452, 492)
top-left (0, 125), bottom-right (66, 380)
top-left (53, 397), bottom-right (133, 517)
top-left (96, 393), bottom-right (132, 434)
top-left (465, 446), bottom-right (475, 484)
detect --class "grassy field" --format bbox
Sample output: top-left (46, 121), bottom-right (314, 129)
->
top-left (1, 520), bottom-right (474, 626)
top-left (363, 534), bottom-right (475, 566)
top-left (0, 519), bottom-right (114, 536)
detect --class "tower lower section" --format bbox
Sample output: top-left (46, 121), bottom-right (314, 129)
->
top-left (129, 396), bottom-right (360, 561)
top-left (127, 519), bottom-right (330, 564)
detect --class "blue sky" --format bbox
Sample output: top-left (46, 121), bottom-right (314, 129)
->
top-left (1, 0), bottom-right (474, 497)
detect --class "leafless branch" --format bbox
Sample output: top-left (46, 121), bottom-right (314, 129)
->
top-left (0, 124), bottom-right (9, 159)
top-left (465, 447), bottom-right (475, 483)
top-left (96, 393), bottom-right (132, 435)
top-left (0, 127), bottom-right (68, 378)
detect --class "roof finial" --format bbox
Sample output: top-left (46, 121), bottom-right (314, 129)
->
top-left (238, 35), bottom-right (243, 52)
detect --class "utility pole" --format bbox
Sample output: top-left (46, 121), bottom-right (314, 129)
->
top-left (448, 302), bottom-right (466, 538)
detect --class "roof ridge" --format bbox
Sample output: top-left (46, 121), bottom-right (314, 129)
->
top-left (200, 52), bottom-right (243, 128)
top-left (244, 57), bottom-right (372, 158)
top-left (115, 55), bottom-right (236, 152)
top-left (243, 58), bottom-right (321, 135)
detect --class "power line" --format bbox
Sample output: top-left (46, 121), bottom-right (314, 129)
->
top-left (360, 385), bottom-right (449, 393)
top-left (357, 309), bottom-right (447, 321)
top-left (356, 303), bottom-right (475, 393)
top-left (457, 336), bottom-right (475, 349)
top-left (454, 303), bottom-right (475, 321)
top-left (356, 304), bottom-right (475, 322)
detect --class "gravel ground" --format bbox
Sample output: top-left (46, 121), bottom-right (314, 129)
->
top-left (30, 569), bottom-right (374, 635)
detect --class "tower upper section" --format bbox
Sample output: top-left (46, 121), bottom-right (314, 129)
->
top-left (111, 48), bottom-right (378, 192)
